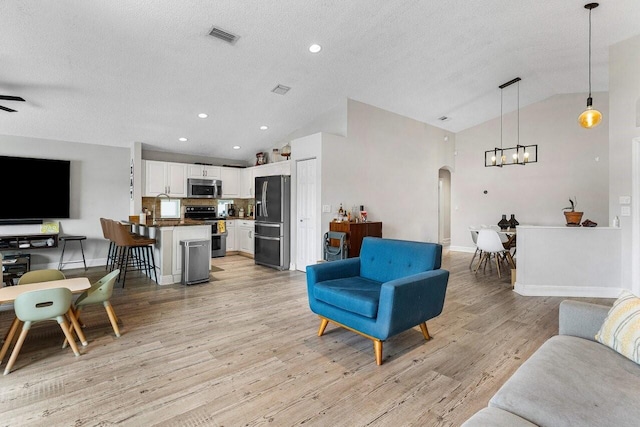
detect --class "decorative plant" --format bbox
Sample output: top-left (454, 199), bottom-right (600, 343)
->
top-left (562, 197), bottom-right (577, 212)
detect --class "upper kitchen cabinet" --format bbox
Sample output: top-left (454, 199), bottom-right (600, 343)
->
top-left (220, 167), bottom-right (240, 198)
top-left (240, 167), bottom-right (255, 198)
top-left (143, 160), bottom-right (187, 198)
top-left (253, 160), bottom-right (291, 178)
top-left (187, 164), bottom-right (221, 179)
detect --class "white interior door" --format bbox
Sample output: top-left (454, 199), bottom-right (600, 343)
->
top-left (296, 158), bottom-right (317, 271)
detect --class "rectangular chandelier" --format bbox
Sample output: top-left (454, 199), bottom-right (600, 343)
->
top-left (485, 144), bottom-right (538, 167)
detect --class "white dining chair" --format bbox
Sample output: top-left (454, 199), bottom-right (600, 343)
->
top-left (474, 229), bottom-right (515, 279)
top-left (468, 226), bottom-right (482, 270)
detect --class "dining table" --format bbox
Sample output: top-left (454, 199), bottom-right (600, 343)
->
top-left (499, 228), bottom-right (517, 250)
top-left (0, 277), bottom-right (91, 364)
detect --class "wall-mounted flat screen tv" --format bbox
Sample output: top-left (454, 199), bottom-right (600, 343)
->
top-left (0, 155), bottom-right (70, 222)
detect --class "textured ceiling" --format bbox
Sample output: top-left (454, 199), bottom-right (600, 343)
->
top-left (1, 1), bottom-right (639, 162)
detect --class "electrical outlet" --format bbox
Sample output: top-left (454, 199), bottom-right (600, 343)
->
top-left (322, 205), bottom-right (331, 213)
top-left (621, 206), bottom-right (631, 217)
top-left (619, 196), bottom-right (631, 205)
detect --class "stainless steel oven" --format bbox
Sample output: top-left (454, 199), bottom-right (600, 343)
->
top-left (184, 206), bottom-right (227, 257)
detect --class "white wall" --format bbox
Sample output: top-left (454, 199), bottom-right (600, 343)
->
top-left (0, 135), bottom-right (130, 268)
top-left (451, 93), bottom-right (610, 251)
top-left (318, 99), bottom-right (454, 243)
top-left (609, 33), bottom-right (640, 294)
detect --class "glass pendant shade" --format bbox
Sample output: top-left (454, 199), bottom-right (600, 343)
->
top-left (579, 3), bottom-right (602, 129)
top-left (578, 102), bottom-right (603, 128)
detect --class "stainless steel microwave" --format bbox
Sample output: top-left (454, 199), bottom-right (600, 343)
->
top-left (187, 178), bottom-right (222, 198)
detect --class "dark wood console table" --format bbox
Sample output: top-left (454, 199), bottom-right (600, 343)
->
top-left (329, 221), bottom-right (382, 258)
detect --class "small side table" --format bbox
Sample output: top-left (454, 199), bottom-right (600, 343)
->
top-left (58, 235), bottom-right (87, 271)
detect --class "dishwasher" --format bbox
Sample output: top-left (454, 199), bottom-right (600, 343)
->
top-left (180, 239), bottom-right (211, 285)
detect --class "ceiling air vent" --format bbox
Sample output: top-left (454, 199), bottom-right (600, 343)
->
top-left (208, 26), bottom-right (239, 44)
top-left (438, 116), bottom-right (451, 122)
top-left (271, 84), bottom-right (291, 95)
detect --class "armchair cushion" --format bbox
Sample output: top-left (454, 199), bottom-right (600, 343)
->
top-left (314, 276), bottom-right (382, 319)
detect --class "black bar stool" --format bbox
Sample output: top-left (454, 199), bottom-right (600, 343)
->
top-left (58, 235), bottom-right (87, 270)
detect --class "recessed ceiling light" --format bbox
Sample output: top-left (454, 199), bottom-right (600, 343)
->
top-left (309, 44), bottom-right (322, 53)
top-left (233, 145), bottom-right (241, 150)
top-left (198, 113), bottom-right (208, 118)
top-left (179, 137), bottom-right (188, 142)
top-left (260, 125), bottom-right (268, 130)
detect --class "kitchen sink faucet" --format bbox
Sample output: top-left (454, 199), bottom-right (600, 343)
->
top-left (152, 193), bottom-right (171, 225)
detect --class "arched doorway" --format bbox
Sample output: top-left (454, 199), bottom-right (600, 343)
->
top-left (438, 168), bottom-right (451, 247)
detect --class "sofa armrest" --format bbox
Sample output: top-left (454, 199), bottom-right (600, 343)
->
top-left (306, 258), bottom-right (361, 285)
top-left (558, 300), bottom-right (611, 341)
top-left (377, 269), bottom-right (449, 338)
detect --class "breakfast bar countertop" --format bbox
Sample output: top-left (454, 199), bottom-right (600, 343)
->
top-left (122, 218), bottom-right (209, 227)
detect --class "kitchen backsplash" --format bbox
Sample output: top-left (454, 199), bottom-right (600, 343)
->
top-left (142, 197), bottom-right (254, 218)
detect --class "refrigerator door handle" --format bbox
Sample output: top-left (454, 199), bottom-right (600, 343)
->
top-left (262, 180), bottom-right (269, 217)
top-left (255, 235), bottom-right (280, 241)
top-left (256, 223), bottom-right (281, 228)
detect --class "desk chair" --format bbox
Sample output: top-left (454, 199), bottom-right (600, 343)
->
top-left (4, 287), bottom-right (80, 375)
top-left (63, 269), bottom-right (121, 348)
top-left (18, 269), bottom-right (66, 284)
top-left (0, 269), bottom-right (68, 363)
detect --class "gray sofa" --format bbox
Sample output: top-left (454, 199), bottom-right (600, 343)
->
top-left (462, 300), bottom-right (640, 427)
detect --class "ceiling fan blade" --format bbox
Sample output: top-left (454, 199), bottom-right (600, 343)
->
top-left (0, 105), bottom-right (17, 112)
top-left (0, 95), bottom-right (25, 102)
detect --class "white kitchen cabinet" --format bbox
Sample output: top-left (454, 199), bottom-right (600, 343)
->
top-left (143, 160), bottom-right (187, 197)
top-left (253, 160), bottom-right (291, 178)
top-left (221, 167), bottom-right (240, 198)
top-left (225, 220), bottom-right (236, 251)
top-left (188, 164), bottom-right (221, 179)
top-left (240, 167), bottom-right (255, 198)
top-left (238, 220), bottom-right (254, 255)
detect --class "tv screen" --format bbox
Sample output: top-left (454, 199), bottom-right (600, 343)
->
top-left (0, 155), bottom-right (70, 221)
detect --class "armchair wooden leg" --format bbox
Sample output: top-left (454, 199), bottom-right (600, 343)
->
top-left (317, 318), bottom-right (329, 337)
top-left (419, 322), bottom-right (431, 340)
top-left (373, 340), bottom-right (383, 365)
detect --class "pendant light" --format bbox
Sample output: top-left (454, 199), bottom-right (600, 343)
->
top-left (578, 3), bottom-right (602, 129)
top-left (484, 77), bottom-right (537, 167)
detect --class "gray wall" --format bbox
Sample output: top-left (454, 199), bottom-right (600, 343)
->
top-left (451, 92), bottom-right (610, 251)
top-left (0, 135), bottom-right (130, 268)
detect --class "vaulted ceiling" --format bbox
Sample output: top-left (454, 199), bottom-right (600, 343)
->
top-left (1, 1), bottom-right (639, 162)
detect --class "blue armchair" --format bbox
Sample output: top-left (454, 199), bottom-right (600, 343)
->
top-left (306, 237), bottom-right (449, 365)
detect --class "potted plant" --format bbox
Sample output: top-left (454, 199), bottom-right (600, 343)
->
top-left (562, 197), bottom-right (583, 226)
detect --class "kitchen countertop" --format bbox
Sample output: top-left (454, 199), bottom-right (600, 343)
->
top-left (123, 219), bottom-right (210, 227)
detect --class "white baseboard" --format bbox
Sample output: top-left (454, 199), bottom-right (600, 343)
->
top-left (513, 282), bottom-right (623, 298)
top-left (449, 246), bottom-right (475, 253)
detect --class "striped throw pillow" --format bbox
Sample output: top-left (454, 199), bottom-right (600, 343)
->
top-left (595, 290), bottom-right (640, 364)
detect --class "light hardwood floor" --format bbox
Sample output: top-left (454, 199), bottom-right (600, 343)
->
top-left (0, 251), bottom-right (611, 426)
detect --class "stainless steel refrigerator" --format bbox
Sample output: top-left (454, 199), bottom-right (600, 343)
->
top-left (254, 175), bottom-right (290, 270)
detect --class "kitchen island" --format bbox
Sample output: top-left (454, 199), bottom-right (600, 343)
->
top-left (125, 219), bottom-right (211, 285)
top-left (514, 225), bottom-right (622, 297)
